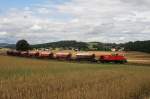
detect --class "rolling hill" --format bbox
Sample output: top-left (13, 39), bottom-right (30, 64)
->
top-left (1, 40), bottom-right (150, 53)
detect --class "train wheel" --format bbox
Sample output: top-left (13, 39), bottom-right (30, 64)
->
top-left (119, 61), bottom-right (124, 64)
top-left (100, 60), bottom-right (105, 63)
top-left (114, 61), bottom-right (120, 64)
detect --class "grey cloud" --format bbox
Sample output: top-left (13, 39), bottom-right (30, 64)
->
top-left (0, 0), bottom-right (150, 44)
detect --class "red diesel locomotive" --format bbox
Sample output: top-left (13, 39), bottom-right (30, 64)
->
top-left (99, 54), bottom-right (127, 63)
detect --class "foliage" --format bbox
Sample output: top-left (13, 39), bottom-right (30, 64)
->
top-left (32, 40), bottom-right (89, 50)
top-left (121, 40), bottom-right (150, 53)
top-left (16, 40), bottom-right (30, 51)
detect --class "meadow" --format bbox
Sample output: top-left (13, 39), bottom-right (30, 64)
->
top-left (0, 55), bottom-right (150, 99)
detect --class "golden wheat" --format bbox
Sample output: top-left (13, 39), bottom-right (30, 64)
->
top-left (0, 55), bottom-right (150, 99)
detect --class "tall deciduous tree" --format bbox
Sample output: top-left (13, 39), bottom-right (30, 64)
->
top-left (16, 40), bottom-right (30, 51)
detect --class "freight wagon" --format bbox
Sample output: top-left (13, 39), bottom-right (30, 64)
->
top-left (75, 53), bottom-right (96, 62)
top-left (7, 50), bottom-right (13, 56)
top-left (20, 51), bottom-right (28, 57)
top-left (55, 52), bottom-right (72, 60)
top-left (38, 51), bottom-right (54, 59)
top-left (28, 51), bottom-right (39, 57)
top-left (7, 50), bottom-right (21, 56)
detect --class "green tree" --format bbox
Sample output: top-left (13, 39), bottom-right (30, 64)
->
top-left (16, 40), bottom-right (30, 51)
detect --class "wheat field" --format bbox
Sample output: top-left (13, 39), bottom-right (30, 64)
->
top-left (0, 55), bottom-right (150, 99)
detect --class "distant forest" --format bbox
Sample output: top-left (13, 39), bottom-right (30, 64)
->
top-left (120, 40), bottom-right (150, 53)
top-left (32, 41), bottom-right (89, 50)
top-left (32, 40), bottom-right (150, 53)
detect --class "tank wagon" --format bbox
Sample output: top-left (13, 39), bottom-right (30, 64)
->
top-left (38, 51), bottom-right (54, 59)
top-left (28, 51), bottom-right (39, 57)
top-left (7, 50), bottom-right (21, 56)
top-left (99, 54), bottom-right (127, 63)
top-left (55, 52), bottom-right (72, 60)
top-left (75, 53), bottom-right (96, 62)
top-left (20, 51), bottom-right (28, 57)
top-left (13, 50), bottom-right (21, 56)
top-left (7, 50), bottom-right (13, 56)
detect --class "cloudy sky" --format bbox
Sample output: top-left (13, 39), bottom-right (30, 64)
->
top-left (0, 0), bottom-right (150, 44)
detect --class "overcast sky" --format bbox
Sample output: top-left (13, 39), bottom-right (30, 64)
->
top-left (0, 0), bottom-right (150, 44)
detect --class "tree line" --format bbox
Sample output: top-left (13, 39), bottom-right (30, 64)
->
top-left (32, 40), bottom-right (89, 50)
top-left (121, 40), bottom-right (150, 53)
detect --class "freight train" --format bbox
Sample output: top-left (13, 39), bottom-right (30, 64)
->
top-left (6, 50), bottom-right (127, 64)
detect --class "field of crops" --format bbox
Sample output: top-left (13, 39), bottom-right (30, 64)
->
top-left (0, 55), bottom-right (150, 99)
